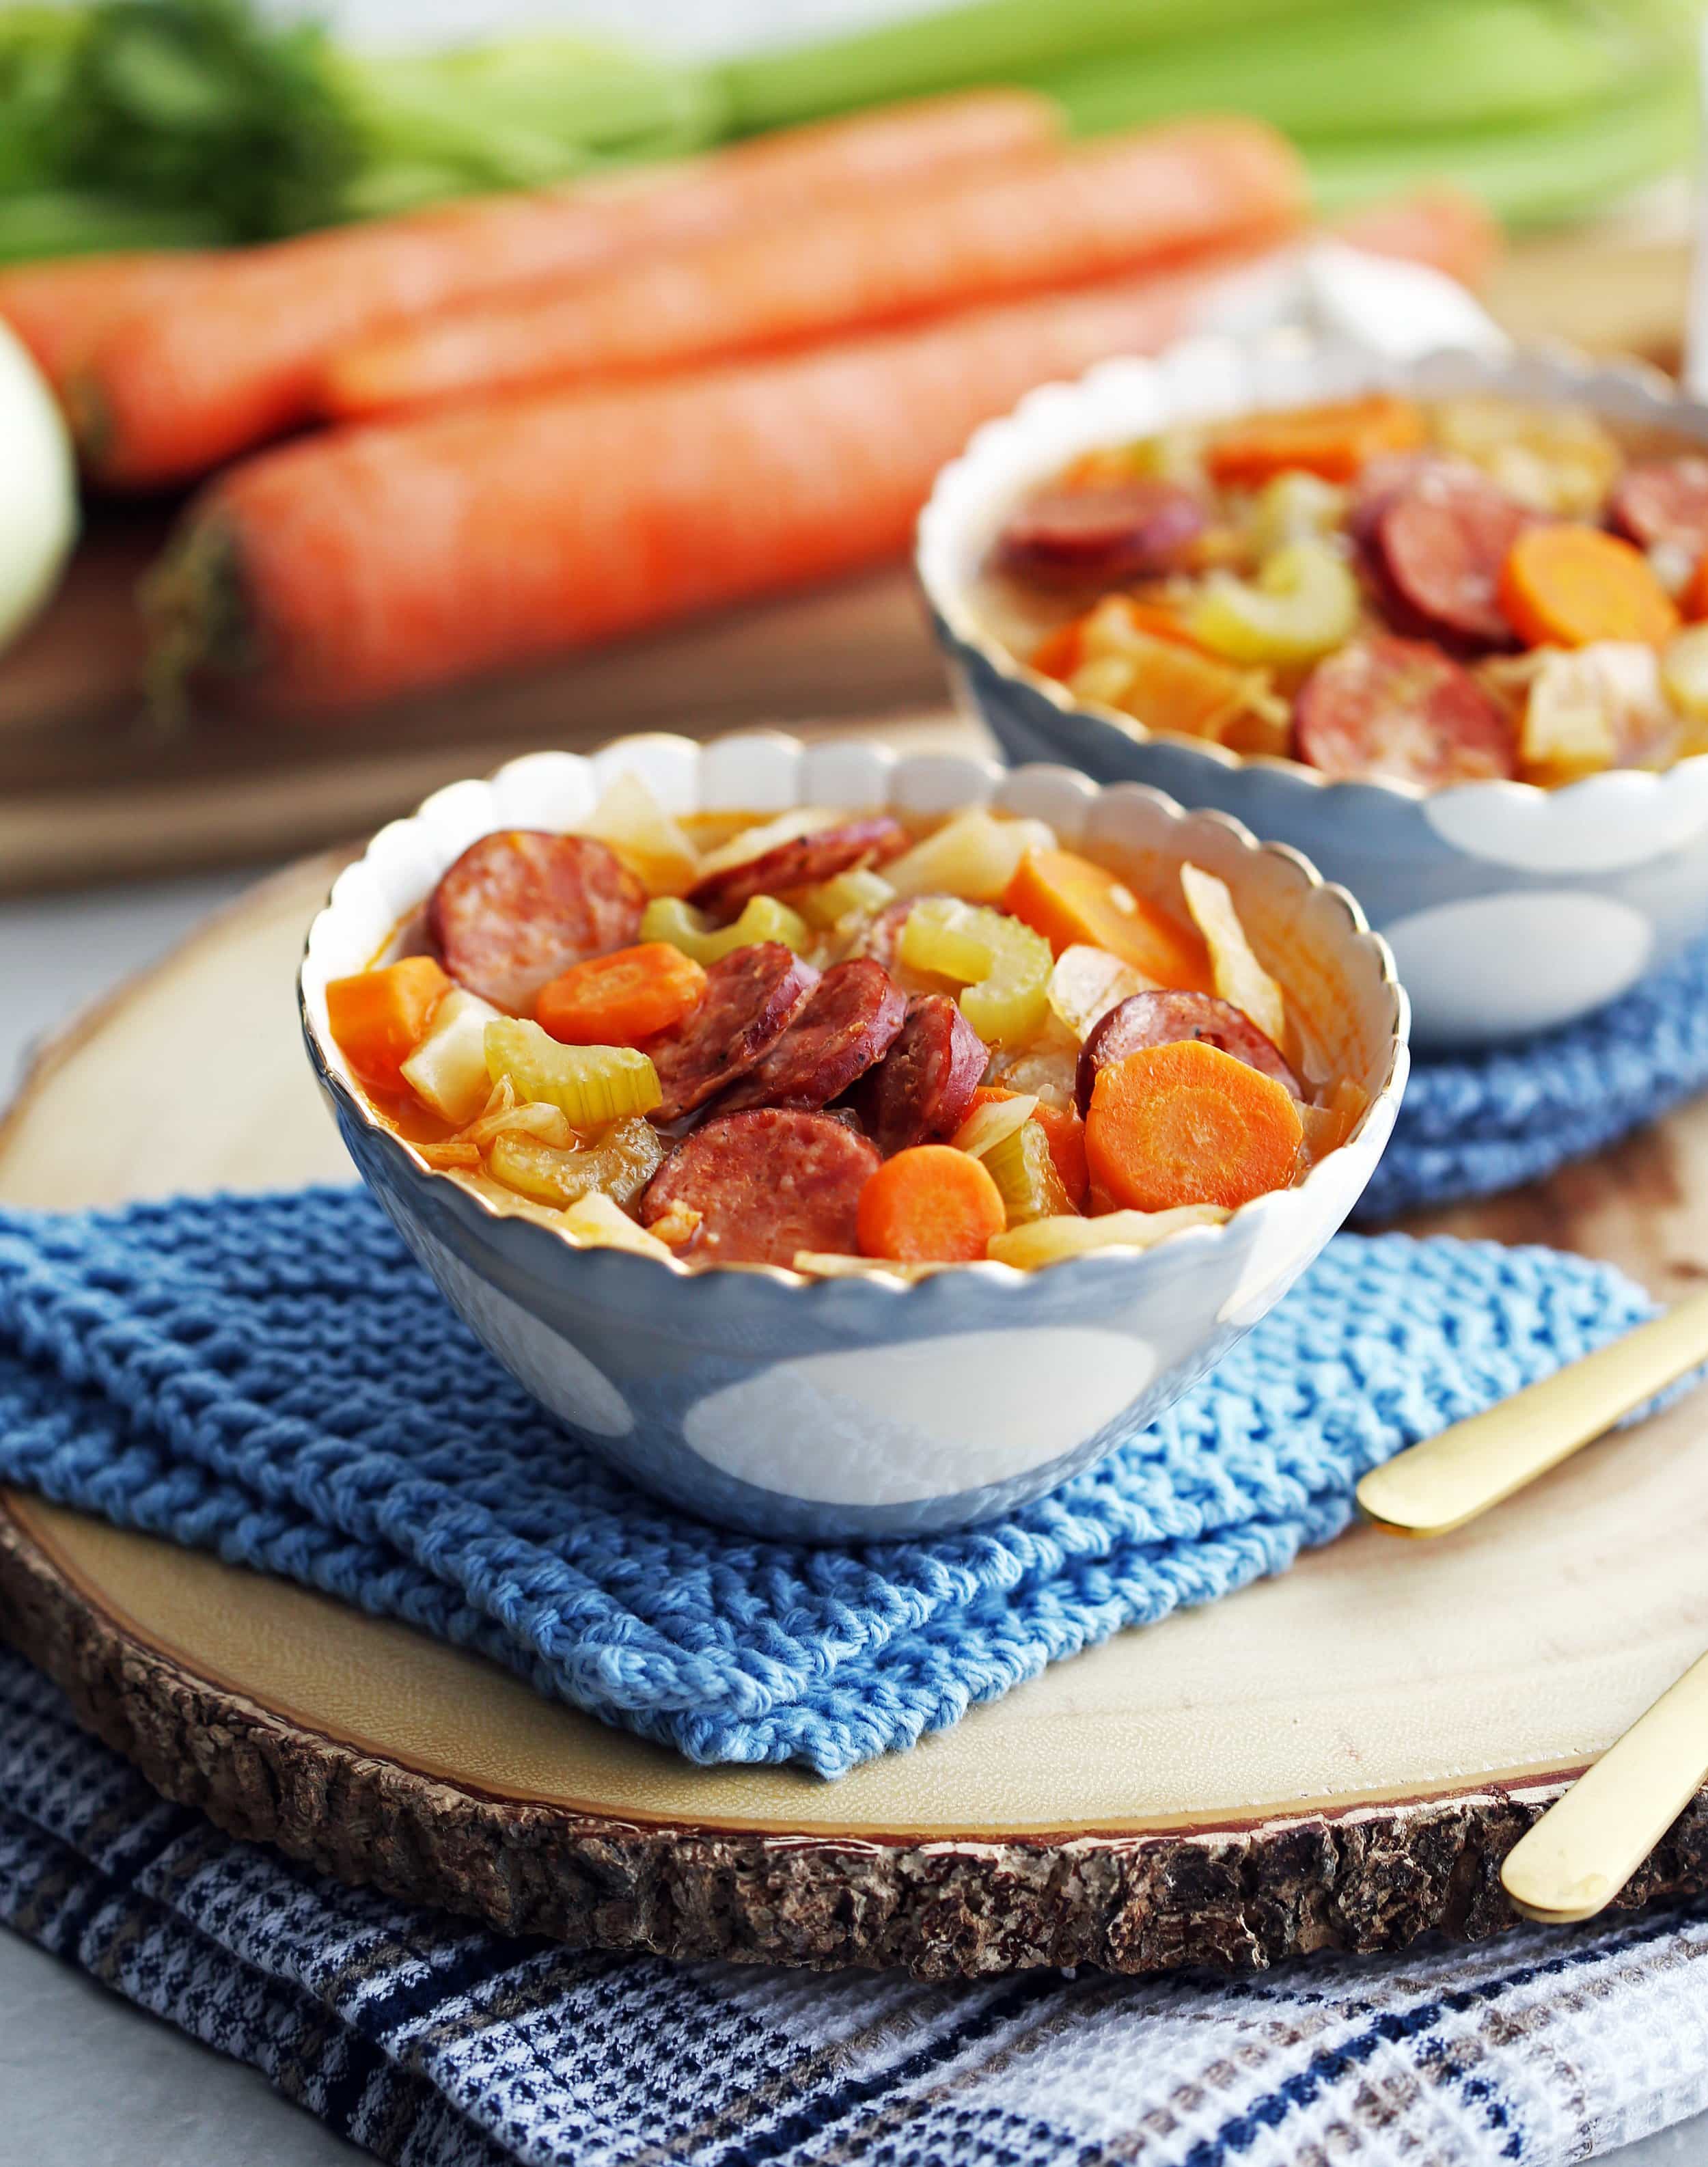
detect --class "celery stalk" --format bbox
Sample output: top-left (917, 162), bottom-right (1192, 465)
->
top-left (1306, 74), bottom-right (1698, 228)
top-left (717, 0), bottom-right (1314, 131)
top-left (1032, 0), bottom-right (1662, 142)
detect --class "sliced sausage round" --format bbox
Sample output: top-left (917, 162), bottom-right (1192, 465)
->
top-left (1610, 457), bottom-right (1708, 558)
top-left (995, 478), bottom-right (1209, 587)
top-left (1348, 451), bottom-right (1449, 549)
top-left (428, 831), bottom-right (645, 1013)
top-left (720, 958), bottom-right (906, 1113)
top-left (1294, 633), bottom-right (1517, 788)
top-left (851, 993), bottom-right (989, 1156)
top-left (1370, 467), bottom-right (1532, 648)
top-left (1075, 991), bottom-right (1301, 1117)
top-left (640, 1109), bottom-right (881, 1268)
top-left (687, 816), bottom-right (909, 919)
top-left (647, 942), bottom-right (818, 1123)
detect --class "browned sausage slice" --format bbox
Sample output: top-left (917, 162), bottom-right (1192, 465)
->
top-left (1294, 634), bottom-right (1517, 788)
top-left (640, 1109), bottom-right (881, 1268)
top-left (648, 942), bottom-right (818, 1123)
top-left (1371, 467), bottom-right (1531, 647)
top-left (719, 958), bottom-right (906, 1113)
top-left (687, 816), bottom-right (909, 918)
top-left (994, 478), bottom-right (1209, 586)
top-left (851, 994), bottom-right (989, 1156)
top-left (428, 830), bottom-right (646, 1013)
top-left (1075, 991), bottom-right (1301, 1117)
top-left (1348, 451), bottom-right (1454, 549)
top-left (1610, 457), bottom-right (1708, 558)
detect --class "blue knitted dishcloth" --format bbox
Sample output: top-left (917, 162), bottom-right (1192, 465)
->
top-left (0, 1188), bottom-right (1672, 1777)
top-left (1361, 927), bottom-right (1708, 1222)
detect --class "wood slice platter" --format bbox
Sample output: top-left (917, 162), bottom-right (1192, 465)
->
top-left (0, 224), bottom-right (1690, 897)
top-left (7, 796), bottom-right (1708, 1978)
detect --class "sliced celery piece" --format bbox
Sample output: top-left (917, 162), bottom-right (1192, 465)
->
top-left (1189, 542), bottom-right (1360, 668)
top-left (640, 894), bottom-right (810, 964)
top-left (488, 1116), bottom-right (665, 1210)
top-left (797, 867), bottom-right (896, 931)
top-left (484, 1018), bottom-right (660, 1126)
top-left (983, 1120), bottom-right (1073, 1227)
top-left (898, 897), bottom-right (1051, 1046)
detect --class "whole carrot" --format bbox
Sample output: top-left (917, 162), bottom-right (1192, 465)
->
top-left (143, 239), bottom-right (1274, 713)
top-left (320, 118), bottom-right (1305, 422)
top-left (60, 89), bottom-right (1061, 490)
top-left (143, 187), bottom-right (1489, 716)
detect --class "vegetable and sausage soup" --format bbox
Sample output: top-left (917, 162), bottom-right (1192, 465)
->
top-left (981, 393), bottom-right (1708, 789)
top-left (325, 776), bottom-right (1365, 1274)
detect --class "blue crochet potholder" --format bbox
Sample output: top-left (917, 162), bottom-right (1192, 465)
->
top-left (0, 1189), bottom-right (1667, 1776)
top-left (1360, 928), bottom-right (1708, 1223)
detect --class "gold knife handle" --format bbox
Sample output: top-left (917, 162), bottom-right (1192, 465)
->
top-left (1502, 1650), bottom-right (1708, 1924)
top-left (1355, 1288), bottom-right (1708, 1540)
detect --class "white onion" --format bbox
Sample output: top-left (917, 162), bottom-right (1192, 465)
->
top-left (0, 318), bottom-right (77, 654)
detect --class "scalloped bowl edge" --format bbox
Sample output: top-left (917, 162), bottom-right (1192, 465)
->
top-left (915, 329), bottom-right (1708, 838)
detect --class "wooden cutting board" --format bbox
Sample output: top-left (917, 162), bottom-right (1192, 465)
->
top-left (4, 823), bottom-right (1708, 1979)
top-left (0, 227), bottom-right (1690, 896)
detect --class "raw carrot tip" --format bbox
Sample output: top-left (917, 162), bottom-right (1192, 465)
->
top-left (326, 956), bottom-right (452, 1091)
top-left (139, 513), bottom-right (253, 724)
top-left (1084, 1039), bottom-right (1302, 1214)
top-left (856, 1144), bottom-right (1007, 1264)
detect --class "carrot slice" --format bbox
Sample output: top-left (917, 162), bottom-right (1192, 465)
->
top-left (325, 956), bottom-right (451, 1090)
top-left (318, 120), bottom-right (1305, 422)
top-left (969, 1085), bottom-right (1088, 1206)
top-left (1084, 1039), bottom-right (1302, 1213)
top-left (1003, 847), bottom-right (1211, 991)
top-left (856, 1145), bottom-right (1006, 1264)
top-left (1204, 394), bottom-right (1427, 489)
top-left (535, 942), bottom-right (706, 1046)
top-left (1498, 523), bottom-right (1680, 649)
top-left (1684, 551), bottom-right (1708, 624)
top-left (1030, 622), bottom-right (1084, 680)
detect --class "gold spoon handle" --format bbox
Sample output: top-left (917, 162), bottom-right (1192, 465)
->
top-left (1355, 1287), bottom-right (1708, 1540)
top-left (1502, 1651), bottom-right (1708, 1924)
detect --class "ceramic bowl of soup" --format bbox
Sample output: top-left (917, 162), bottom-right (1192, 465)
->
top-left (920, 333), bottom-right (1708, 1049)
top-left (301, 731), bottom-right (1406, 1541)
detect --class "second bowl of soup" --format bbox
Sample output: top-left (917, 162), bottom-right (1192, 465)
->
top-left (920, 335), bottom-right (1708, 1048)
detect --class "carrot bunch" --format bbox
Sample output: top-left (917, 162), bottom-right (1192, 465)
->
top-left (0, 78), bottom-right (1502, 718)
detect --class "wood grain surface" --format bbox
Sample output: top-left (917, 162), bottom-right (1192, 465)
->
top-left (4, 821), bottom-right (1708, 1976)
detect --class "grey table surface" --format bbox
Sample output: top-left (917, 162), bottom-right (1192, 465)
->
top-left (3, 870), bottom-right (1708, 2167)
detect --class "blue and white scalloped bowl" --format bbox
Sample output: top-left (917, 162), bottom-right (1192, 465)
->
top-left (919, 332), bottom-right (1708, 1050)
top-left (299, 732), bottom-right (1407, 1542)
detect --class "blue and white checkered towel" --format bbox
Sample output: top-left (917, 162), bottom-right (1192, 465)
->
top-left (1360, 929), bottom-right (1708, 1222)
top-left (4, 1649), bottom-right (1707, 2167)
top-left (0, 1188), bottom-right (1670, 1777)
